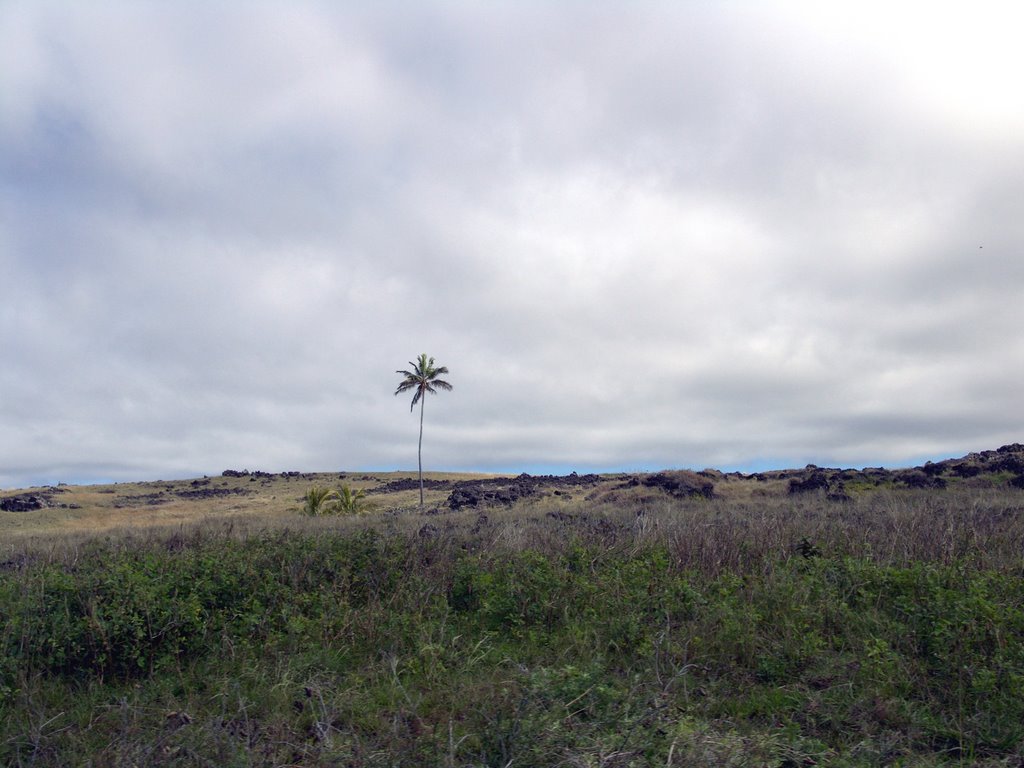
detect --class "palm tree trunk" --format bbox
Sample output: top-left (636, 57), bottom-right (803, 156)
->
top-left (418, 393), bottom-right (425, 510)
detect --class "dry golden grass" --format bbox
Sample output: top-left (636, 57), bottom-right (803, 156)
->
top-left (0, 471), bottom-right (502, 548)
top-left (5, 461), bottom-right (1022, 569)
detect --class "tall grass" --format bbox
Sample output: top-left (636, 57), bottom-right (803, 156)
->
top-left (1, 486), bottom-right (1023, 766)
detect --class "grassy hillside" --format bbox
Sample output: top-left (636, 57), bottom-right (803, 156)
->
top-left (2, 450), bottom-right (1023, 765)
top-left (0, 471), bottom-right (496, 546)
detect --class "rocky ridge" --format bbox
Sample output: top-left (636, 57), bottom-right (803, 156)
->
top-left (3, 445), bottom-right (1022, 515)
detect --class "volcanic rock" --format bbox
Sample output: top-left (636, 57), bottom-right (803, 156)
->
top-left (788, 471), bottom-right (831, 495)
top-left (1, 494), bottom-right (47, 512)
top-left (636, 471), bottom-right (715, 499)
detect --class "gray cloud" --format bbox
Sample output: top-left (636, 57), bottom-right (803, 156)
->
top-left (2, 2), bottom-right (1022, 487)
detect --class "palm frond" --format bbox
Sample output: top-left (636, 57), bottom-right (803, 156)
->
top-left (394, 377), bottom-right (419, 395)
top-left (302, 486), bottom-right (339, 516)
top-left (394, 354), bottom-right (453, 408)
top-left (331, 483), bottom-right (367, 515)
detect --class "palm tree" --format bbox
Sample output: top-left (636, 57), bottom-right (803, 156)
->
top-left (395, 353), bottom-right (452, 510)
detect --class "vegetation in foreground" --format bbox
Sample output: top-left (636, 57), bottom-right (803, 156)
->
top-left (1, 483), bottom-right (1024, 766)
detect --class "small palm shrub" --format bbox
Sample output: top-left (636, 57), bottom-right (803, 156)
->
top-left (301, 484), bottom-right (367, 516)
top-left (302, 486), bottom-right (338, 516)
top-left (332, 483), bottom-right (367, 515)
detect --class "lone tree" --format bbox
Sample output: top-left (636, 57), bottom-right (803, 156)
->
top-left (395, 353), bottom-right (452, 509)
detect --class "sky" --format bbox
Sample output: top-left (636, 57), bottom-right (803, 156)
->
top-left (2, 1), bottom-right (1023, 488)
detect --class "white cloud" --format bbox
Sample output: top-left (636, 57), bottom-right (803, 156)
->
top-left (1, 1), bottom-right (1021, 488)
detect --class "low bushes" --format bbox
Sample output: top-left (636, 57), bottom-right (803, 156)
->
top-left (2, 519), bottom-right (1023, 765)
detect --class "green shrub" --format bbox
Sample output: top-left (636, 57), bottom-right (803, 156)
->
top-left (331, 483), bottom-right (368, 514)
top-left (301, 485), bottom-right (338, 515)
top-left (2, 526), bottom-right (1024, 765)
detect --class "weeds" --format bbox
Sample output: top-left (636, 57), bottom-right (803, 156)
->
top-left (2, 487), bottom-right (1024, 765)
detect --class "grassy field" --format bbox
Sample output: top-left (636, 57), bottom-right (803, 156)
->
top-left (0, 470), bottom-right (499, 551)
top-left (2, 456), bottom-right (1023, 766)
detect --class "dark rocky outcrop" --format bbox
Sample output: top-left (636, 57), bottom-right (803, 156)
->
top-left (114, 492), bottom-right (170, 508)
top-left (632, 471), bottom-right (716, 499)
top-left (446, 472), bottom-right (605, 511)
top-left (175, 487), bottom-right (254, 501)
top-left (443, 469), bottom-right (718, 510)
top-left (448, 477), bottom-right (538, 510)
top-left (369, 478), bottom-right (454, 495)
top-left (894, 470), bottom-right (947, 490)
top-left (993, 454), bottom-right (1024, 474)
top-left (1, 494), bottom-right (47, 512)
top-left (788, 471), bottom-right (831, 495)
top-left (1, 487), bottom-right (67, 512)
top-left (731, 443), bottom-right (1024, 495)
top-left (786, 470), bottom-right (852, 501)
top-left (826, 486), bottom-right (853, 503)
top-left (115, 486), bottom-right (254, 507)
top-left (950, 464), bottom-right (982, 478)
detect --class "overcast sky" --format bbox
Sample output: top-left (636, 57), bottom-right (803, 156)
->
top-left (2, 2), bottom-right (1023, 488)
